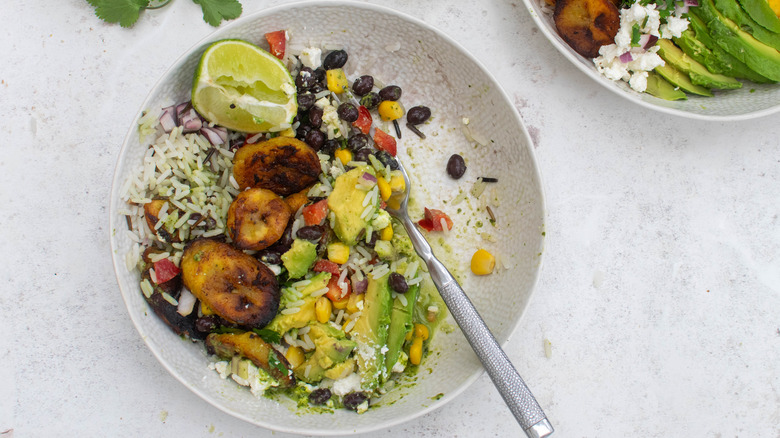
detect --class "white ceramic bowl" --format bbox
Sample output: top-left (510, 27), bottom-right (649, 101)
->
top-left (523, 0), bottom-right (780, 121)
top-left (109, 1), bottom-right (546, 434)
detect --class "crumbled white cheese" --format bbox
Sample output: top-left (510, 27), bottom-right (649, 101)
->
top-left (371, 209), bottom-right (391, 230)
top-left (331, 372), bottom-right (363, 396)
top-left (299, 47), bottom-right (323, 69)
top-left (315, 97), bottom-right (342, 139)
top-left (661, 14), bottom-right (689, 39)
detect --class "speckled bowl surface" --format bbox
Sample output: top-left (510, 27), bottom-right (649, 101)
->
top-left (109, 1), bottom-right (546, 434)
top-left (523, 0), bottom-right (780, 121)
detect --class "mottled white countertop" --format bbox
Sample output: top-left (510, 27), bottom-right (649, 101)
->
top-left (1, 0), bottom-right (778, 437)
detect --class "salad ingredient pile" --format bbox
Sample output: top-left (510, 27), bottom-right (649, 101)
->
top-left (122, 34), bottom-right (452, 413)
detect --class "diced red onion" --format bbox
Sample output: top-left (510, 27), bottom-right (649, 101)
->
top-left (620, 51), bottom-right (634, 63)
top-left (159, 105), bottom-right (177, 133)
top-left (685, 0), bottom-right (698, 6)
top-left (352, 277), bottom-right (368, 294)
top-left (360, 172), bottom-right (377, 184)
top-left (179, 108), bottom-right (203, 133)
top-left (177, 288), bottom-right (197, 316)
top-left (175, 101), bottom-right (190, 117)
top-left (200, 126), bottom-right (228, 145)
top-left (642, 35), bottom-right (659, 50)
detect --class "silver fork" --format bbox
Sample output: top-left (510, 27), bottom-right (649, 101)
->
top-left (384, 158), bottom-right (554, 438)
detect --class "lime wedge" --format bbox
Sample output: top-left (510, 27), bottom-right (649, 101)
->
top-left (192, 39), bottom-right (297, 133)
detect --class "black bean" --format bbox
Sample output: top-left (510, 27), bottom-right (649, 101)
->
top-left (347, 133), bottom-right (369, 151)
top-left (406, 106), bottom-right (431, 125)
top-left (379, 85), bottom-right (402, 101)
top-left (295, 124), bottom-right (312, 141)
top-left (297, 225), bottom-right (324, 241)
top-left (337, 102), bottom-right (359, 122)
top-left (352, 75), bottom-right (374, 96)
top-left (447, 154), bottom-right (467, 179)
top-left (313, 67), bottom-right (327, 84)
top-left (374, 150), bottom-right (399, 170)
top-left (297, 93), bottom-right (316, 111)
top-left (258, 250), bottom-right (282, 265)
top-left (194, 315), bottom-right (219, 333)
top-left (359, 92), bottom-right (381, 110)
top-left (320, 139), bottom-right (339, 155)
top-left (388, 272), bottom-right (409, 294)
top-left (309, 83), bottom-right (326, 94)
top-left (353, 148), bottom-right (372, 163)
top-left (308, 106), bottom-right (323, 128)
top-left (342, 392), bottom-right (369, 411)
top-left (323, 50), bottom-right (348, 70)
top-left (295, 67), bottom-right (317, 90)
top-left (305, 129), bottom-right (325, 150)
top-left (308, 388), bottom-right (332, 405)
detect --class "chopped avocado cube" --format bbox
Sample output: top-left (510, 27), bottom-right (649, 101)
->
top-left (656, 39), bottom-right (742, 89)
top-left (294, 323), bottom-right (356, 382)
top-left (282, 239), bottom-right (318, 279)
top-left (350, 273), bottom-right (393, 390)
top-left (374, 240), bottom-right (396, 260)
top-left (328, 166), bottom-right (377, 246)
top-left (266, 272), bottom-right (330, 335)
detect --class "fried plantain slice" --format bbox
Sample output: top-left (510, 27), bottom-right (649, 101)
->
top-left (227, 188), bottom-right (292, 251)
top-left (554, 0), bottom-right (620, 58)
top-left (206, 332), bottom-right (295, 387)
top-left (181, 238), bottom-right (280, 328)
top-left (233, 137), bottom-right (321, 196)
top-left (143, 199), bottom-right (180, 243)
top-left (283, 187), bottom-right (311, 214)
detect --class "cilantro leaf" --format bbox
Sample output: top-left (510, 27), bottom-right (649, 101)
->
top-left (631, 23), bottom-right (641, 46)
top-left (267, 351), bottom-right (289, 375)
top-left (94, 0), bottom-right (150, 28)
top-left (252, 328), bottom-right (282, 344)
top-left (192, 0), bottom-right (242, 27)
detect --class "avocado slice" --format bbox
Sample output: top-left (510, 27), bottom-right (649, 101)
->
top-left (656, 39), bottom-right (742, 89)
top-left (645, 72), bottom-right (688, 100)
top-left (682, 12), bottom-right (775, 83)
top-left (265, 272), bottom-right (330, 335)
top-left (294, 323), bottom-right (357, 382)
top-left (712, 0), bottom-right (780, 50)
top-left (654, 62), bottom-right (714, 96)
top-left (692, 0), bottom-right (780, 81)
top-left (328, 166), bottom-right (378, 246)
top-left (738, 0), bottom-right (780, 33)
top-left (350, 273), bottom-right (393, 391)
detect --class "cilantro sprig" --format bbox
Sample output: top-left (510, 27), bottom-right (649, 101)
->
top-left (87, 0), bottom-right (242, 28)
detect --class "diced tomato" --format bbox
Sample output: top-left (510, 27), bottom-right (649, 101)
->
top-left (152, 258), bottom-right (180, 284)
top-left (417, 208), bottom-right (453, 232)
top-left (325, 274), bottom-right (351, 301)
top-left (302, 199), bottom-right (329, 226)
top-left (265, 30), bottom-right (286, 60)
top-left (373, 128), bottom-right (397, 156)
top-left (312, 259), bottom-right (340, 275)
top-left (353, 105), bottom-right (372, 134)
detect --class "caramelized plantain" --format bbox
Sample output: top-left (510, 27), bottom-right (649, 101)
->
top-left (206, 332), bottom-right (295, 387)
top-left (554, 0), bottom-right (620, 58)
top-left (181, 239), bottom-right (280, 328)
top-left (232, 137), bottom-right (321, 196)
top-left (283, 187), bottom-right (311, 214)
top-left (143, 199), bottom-right (180, 243)
top-left (227, 188), bottom-right (292, 251)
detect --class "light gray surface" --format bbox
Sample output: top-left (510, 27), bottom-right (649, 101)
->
top-left (1, 0), bottom-right (778, 437)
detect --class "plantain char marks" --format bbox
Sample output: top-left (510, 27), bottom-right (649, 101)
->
top-left (233, 137), bottom-right (320, 196)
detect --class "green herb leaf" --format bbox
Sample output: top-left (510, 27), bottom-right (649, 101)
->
top-left (252, 328), bottom-right (282, 344)
top-left (631, 23), bottom-right (642, 46)
top-left (192, 0), bottom-right (242, 27)
top-left (93, 0), bottom-right (150, 28)
top-left (268, 351), bottom-right (288, 375)
top-left (213, 326), bottom-right (243, 334)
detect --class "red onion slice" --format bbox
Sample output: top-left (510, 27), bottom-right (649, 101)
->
top-left (200, 126), bottom-right (228, 145)
top-left (351, 277), bottom-right (368, 294)
top-left (159, 105), bottom-right (177, 133)
top-left (620, 51), bottom-right (634, 63)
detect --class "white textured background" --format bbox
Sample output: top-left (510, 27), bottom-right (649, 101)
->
top-left (1, 0), bottom-right (778, 437)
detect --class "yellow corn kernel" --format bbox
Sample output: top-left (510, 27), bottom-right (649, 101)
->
top-left (326, 68), bottom-right (349, 94)
top-left (332, 295), bottom-right (349, 310)
top-left (200, 302), bottom-right (214, 316)
top-left (404, 329), bottom-right (414, 342)
top-left (379, 225), bottom-right (393, 241)
top-left (377, 176), bottom-right (392, 201)
top-left (334, 148), bottom-right (352, 166)
top-left (378, 100), bottom-right (404, 121)
top-left (346, 293), bottom-right (363, 314)
top-left (327, 242), bottom-right (350, 264)
top-left (285, 346), bottom-right (305, 368)
top-left (315, 296), bottom-right (332, 324)
top-left (279, 127), bottom-right (296, 137)
top-left (389, 171), bottom-right (406, 194)
top-left (409, 336), bottom-right (424, 365)
top-left (470, 249), bottom-right (496, 276)
top-left (386, 196), bottom-right (401, 211)
top-left (413, 323), bottom-right (430, 341)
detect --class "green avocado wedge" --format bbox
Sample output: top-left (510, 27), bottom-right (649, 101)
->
top-left (655, 63), bottom-right (714, 96)
top-left (691, 0), bottom-right (780, 81)
top-left (712, 0), bottom-right (780, 50)
top-left (656, 39), bottom-right (743, 89)
top-left (684, 12), bottom-right (775, 83)
top-left (737, 0), bottom-right (780, 33)
top-left (645, 72), bottom-right (688, 100)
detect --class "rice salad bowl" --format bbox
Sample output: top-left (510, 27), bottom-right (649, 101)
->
top-left (109, 2), bottom-right (545, 434)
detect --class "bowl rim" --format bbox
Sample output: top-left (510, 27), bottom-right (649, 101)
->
top-left (109, 0), bottom-right (548, 434)
top-left (522, 0), bottom-right (780, 122)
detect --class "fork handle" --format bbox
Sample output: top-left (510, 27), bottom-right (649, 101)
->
top-left (398, 216), bottom-right (554, 438)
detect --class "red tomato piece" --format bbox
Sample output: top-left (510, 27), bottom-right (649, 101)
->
top-left (418, 208), bottom-right (453, 232)
top-left (312, 259), bottom-right (340, 275)
top-left (373, 128), bottom-right (397, 156)
top-left (353, 105), bottom-right (372, 134)
top-left (325, 274), bottom-right (351, 301)
top-left (153, 258), bottom-right (180, 284)
top-left (302, 199), bottom-right (329, 226)
top-left (264, 30), bottom-right (286, 60)
top-left (417, 218), bottom-right (434, 232)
